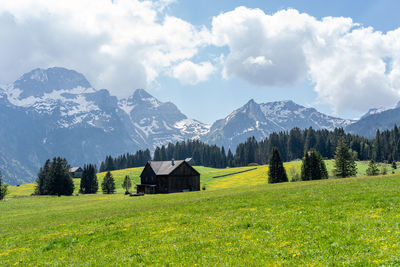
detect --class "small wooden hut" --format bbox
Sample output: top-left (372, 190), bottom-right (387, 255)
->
top-left (69, 167), bottom-right (83, 178)
top-left (137, 159), bottom-right (200, 194)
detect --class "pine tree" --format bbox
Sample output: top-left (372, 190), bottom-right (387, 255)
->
top-left (0, 171), bottom-right (8, 200)
top-left (366, 159), bottom-right (379, 176)
top-left (34, 158), bottom-right (74, 196)
top-left (102, 171), bottom-right (115, 194)
top-left (268, 147), bottom-right (288, 183)
top-left (49, 157), bottom-right (75, 196)
top-left (333, 137), bottom-right (357, 178)
top-left (34, 159), bottom-right (50, 195)
top-left (301, 149), bottom-right (328, 180)
top-left (122, 175), bottom-right (132, 194)
top-left (80, 164), bottom-right (98, 194)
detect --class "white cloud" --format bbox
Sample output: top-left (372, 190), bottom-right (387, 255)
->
top-left (211, 6), bottom-right (400, 113)
top-left (172, 60), bottom-right (215, 85)
top-left (1, 2), bottom-right (400, 114)
top-left (0, 0), bottom-right (209, 97)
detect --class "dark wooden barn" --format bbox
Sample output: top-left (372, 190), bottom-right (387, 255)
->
top-left (137, 159), bottom-right (200, 194)
top-left (69, 166), bottom-right (83, 178)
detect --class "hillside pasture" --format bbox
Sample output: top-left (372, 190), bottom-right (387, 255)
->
top-left (7, 160), bottom-right (398, 197)
top-left (1, 174), bottom-right (400, 265)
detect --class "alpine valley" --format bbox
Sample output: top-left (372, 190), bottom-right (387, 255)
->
top-left (1, 67), bottom-right (399, 185)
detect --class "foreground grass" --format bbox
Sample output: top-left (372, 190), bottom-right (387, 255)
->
top-left (1, 174), bottom-right (400, 265)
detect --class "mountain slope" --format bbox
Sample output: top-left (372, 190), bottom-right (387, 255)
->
top-left (203, 99), bottom-right (354, 149)
top-left (0, 68), bottom-right (209, 185)
top-left (346, 107), bottom-right (400, 138)
top-left (119, 89), bottom-right (210, 148)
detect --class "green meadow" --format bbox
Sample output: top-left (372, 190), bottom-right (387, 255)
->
top-left (1, 161), bottom-right (400, 265)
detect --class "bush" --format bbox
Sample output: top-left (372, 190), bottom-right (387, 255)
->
top-left (366, 159), bottom-right (379, 176)
top-left (122, 175), bottom-right (132, 194)
top-left (287, 167), bottom-right (301, 182)
top-left (381, 165), bottom-right (388, 175)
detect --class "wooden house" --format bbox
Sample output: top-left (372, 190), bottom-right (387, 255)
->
top-left (137, 159), bottom-right (200, 194)
top-left (69, 166), bottom-right (83, 178)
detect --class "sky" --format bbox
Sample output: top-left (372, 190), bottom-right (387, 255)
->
top-left (1, 0), bottom-right (400, 124)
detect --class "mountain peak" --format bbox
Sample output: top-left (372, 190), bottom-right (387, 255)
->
top-left (132, 88), bottom-right (153, 100)
top-left (13, 67), bottom-right (91, 98)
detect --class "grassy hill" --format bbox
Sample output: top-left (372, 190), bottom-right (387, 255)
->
top-left (1, 160), bottom-right (400, 265)
top-left (7, 160), bottom-right (397, 197)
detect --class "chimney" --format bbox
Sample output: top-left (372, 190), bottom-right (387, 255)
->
top-left (171, 158), bottom-right (175, 166)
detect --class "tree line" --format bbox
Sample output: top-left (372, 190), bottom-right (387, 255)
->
top-left (101, 126), bottom-right (400, 172)
top-left (99, 149), bottom-right (151, 172)
top-left (268, 136), bottom-right (357, 184)
top-left (34, 158), bottom-right (134, 196)
top-left (30, 126), bottom-right (398, 197)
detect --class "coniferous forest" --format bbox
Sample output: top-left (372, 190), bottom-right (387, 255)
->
top-left (99, 126), bottom-right (400, 172)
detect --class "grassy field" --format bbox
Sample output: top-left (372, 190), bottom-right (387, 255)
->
top-left (2, 160), bottom-right (400, 265)
top-left (7, 160), bottom-right (397, 197)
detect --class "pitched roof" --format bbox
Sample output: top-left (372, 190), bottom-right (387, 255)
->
top-left (69, 167), bottom-right (82, 172)
top-left (148, 160), bottom-right (185, 175)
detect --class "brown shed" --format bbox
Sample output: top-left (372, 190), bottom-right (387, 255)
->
top-left (137, 159), bottom-right (200, 194)
top-left (69, 166), bottom-right (83, 178)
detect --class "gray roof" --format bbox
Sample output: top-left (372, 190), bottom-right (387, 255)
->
top-left (148, 160), bottom-right (186, 175)
top-left (69, 167), bottom-right (82, 172)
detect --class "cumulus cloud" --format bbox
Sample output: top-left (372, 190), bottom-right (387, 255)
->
top-left (0, 0), bottom-right (209, 97)
top-left (211, 7), bottom-right (400, 113)
top-left (1, 2), bottom-right (400, 114)
top-left (172, 61), bottom-right (215, 85)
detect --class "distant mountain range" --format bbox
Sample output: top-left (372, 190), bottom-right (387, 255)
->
top-left (203, 99), bottom-right (354, 149)
top-left (1, 67), bottom-right (399, 185)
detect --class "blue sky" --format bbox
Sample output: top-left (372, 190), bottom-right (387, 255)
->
top-left (1, 0), bottom-right (400, 124)
top-left (155, 0), bottom-right (400, 123)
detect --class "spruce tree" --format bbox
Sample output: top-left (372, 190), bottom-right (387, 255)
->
top-left (34, 158), bottom-right (74, 196)
top-left (301, 149), bottom-right (328, 181)
top-left (122, 175), bottom-right (132, 194)
top-left (333, 137), bottom-right (357, 178)
top-left (0, 171), bottom-right (8, 200)
top-left (35, 159), bottom-right (51, 195)
top-left (102, 171), bottom-right (115, 194)
top-left (268, 147), bottom-right (288, 183)
top-left (47, 157), bottom-right (75, 196)
top-left (366, 159), bottom-right (379, 176)
top-left (227, 149), bottom-right (234, 167)
top-left (80, 164), bottom-right (98, 194)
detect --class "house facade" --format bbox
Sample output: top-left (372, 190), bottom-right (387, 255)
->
top-left (137, 159), bottom-right (200, 194)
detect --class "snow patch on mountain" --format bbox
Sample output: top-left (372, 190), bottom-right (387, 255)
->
top-left (174, 119), bottom-right (211, 139)
top-left (361, 107), bottom-right (390, 120)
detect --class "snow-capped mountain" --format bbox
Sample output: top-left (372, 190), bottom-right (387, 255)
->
top-left (0, 67), bottom-right (209, 185)
top-left (203, 99), bottom-right (354, 149)
top-left (118, 88), bottom-right (210, 148)
top-left (346, 104), bottom-right (400, 138)
top-left (360, 107), bottom-right (390, 120)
